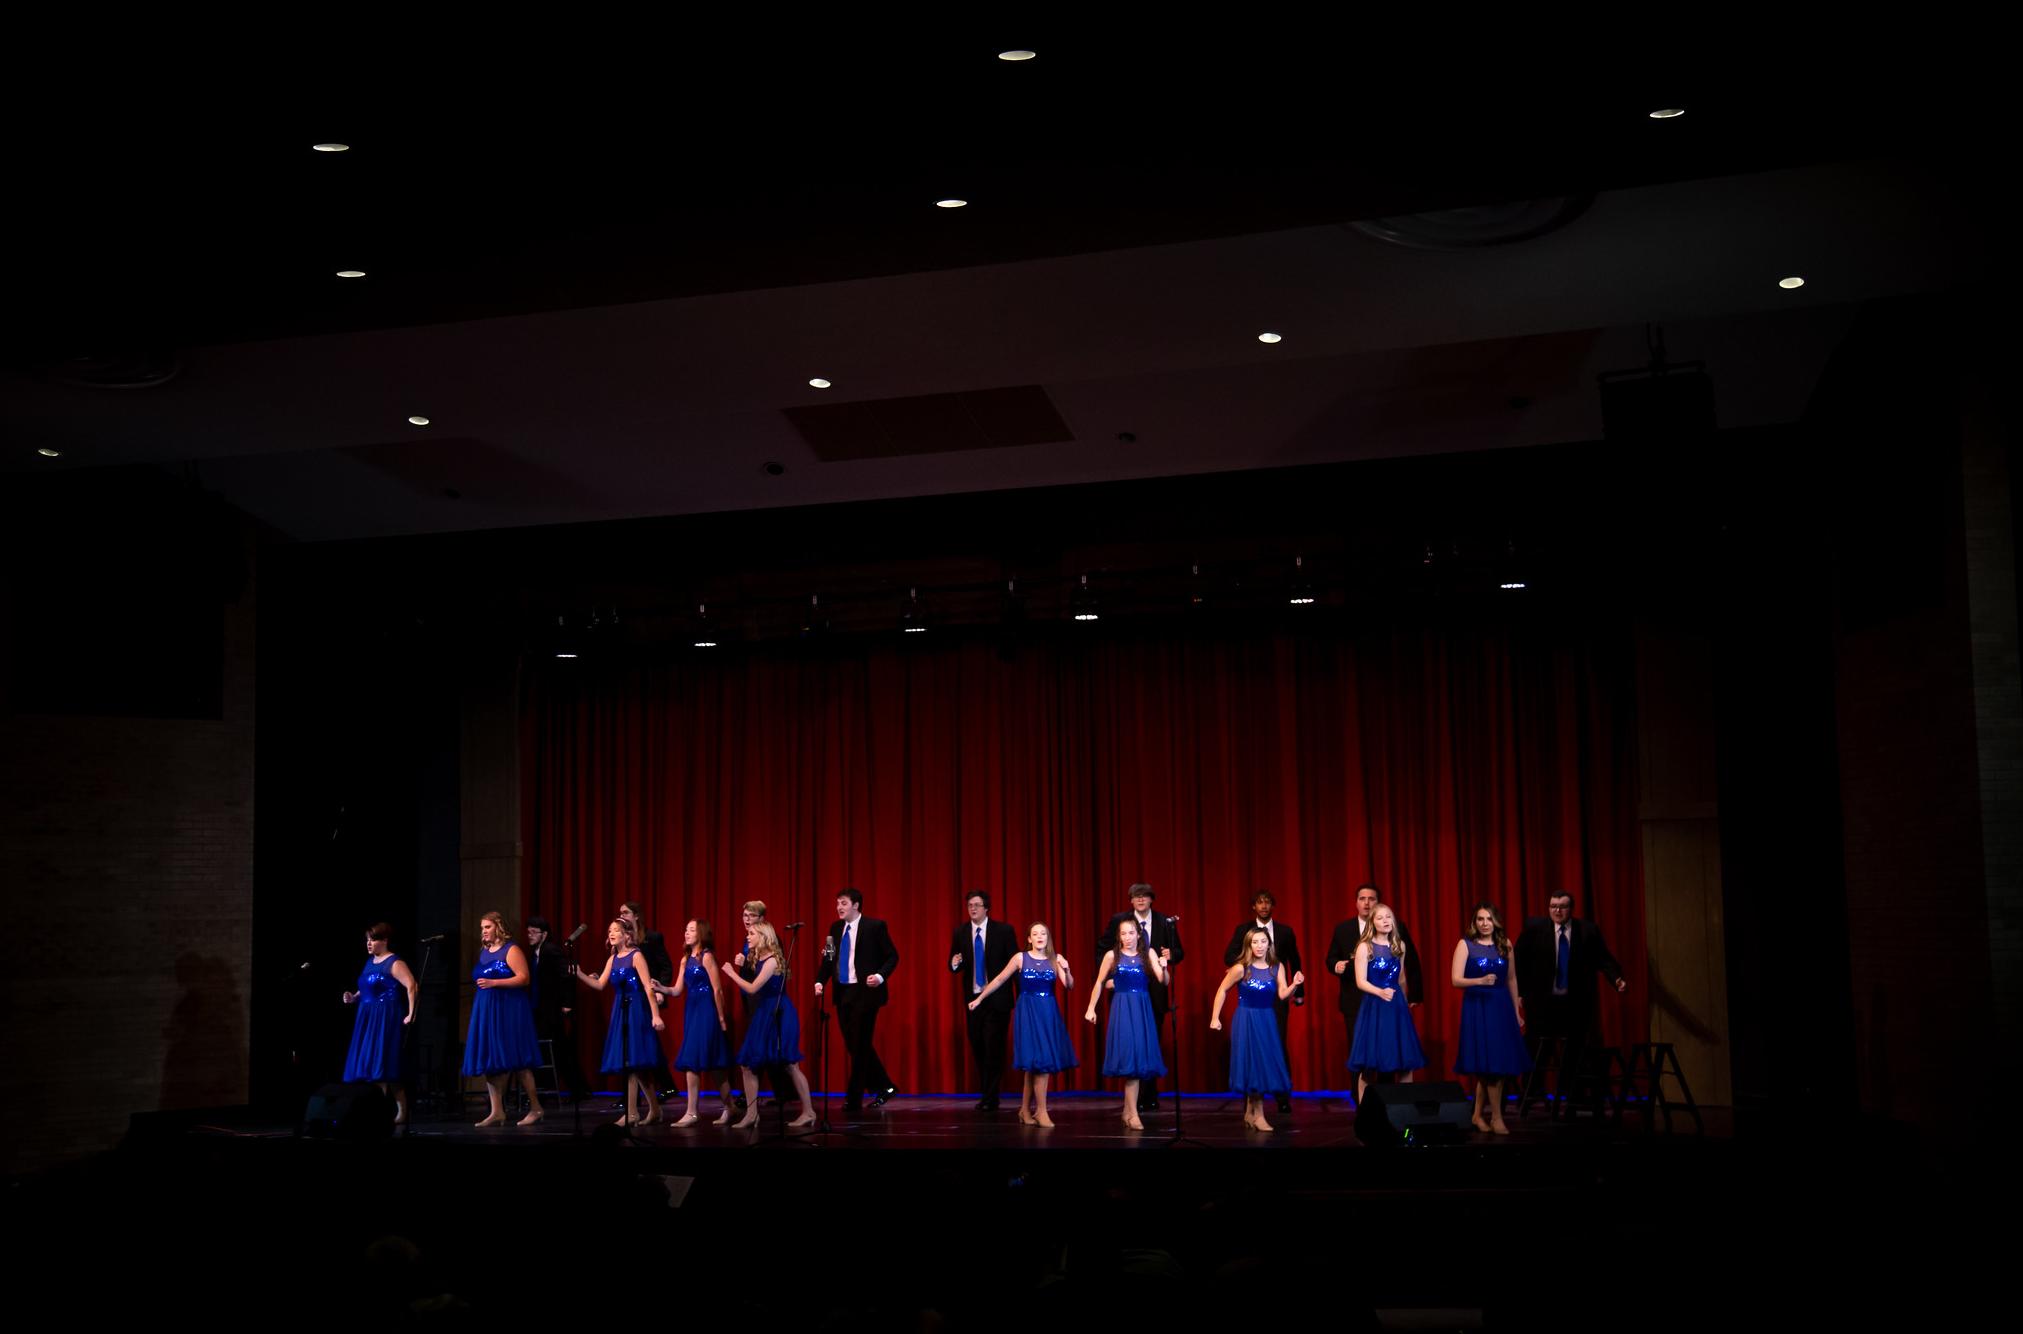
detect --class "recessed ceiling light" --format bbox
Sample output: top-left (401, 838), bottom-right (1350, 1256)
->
top-left (1778, 276), bottom-right (1806, 289)
top-left (997, 49), bottom-right (1036, 61)
top-left (903, 626), bottom-right (928, 633)
top-left (1073, 612), bottom-right (1100, 622)
top-left (336, 270), bottom-right (366, 278)
top-left (1289, 595), bottom-right (1316, 605)
top-left (808, 377), bottom-right (832, 388)
top-left (312, 143), bottom-right (351, 152)
top-left (1257, 332), bottom-right (1283, 344)
top-left (555, 652), bottom-right (579, 659)
top-left (693, 640), bottom-right (718, 648)
top-left (407, 415), bottom-right (431, 426)
top-left (935, 198), bottom-right (968, 208)
top-left (1648, 108), bottom-right (1685, 119)
top-left (1500, 582), bottom-right (1528, 590)
top-left (36, 447), bottom-right (62, 458)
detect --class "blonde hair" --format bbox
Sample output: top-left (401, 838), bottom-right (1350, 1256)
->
top-left (750, 921), bottom-right (788, 979)
top-left (742, 899), bottom-right (769, 919)
top-left (480, 911), bottom-right (509, 942)
top-left (1362, 904), bottom-right (1407, 961)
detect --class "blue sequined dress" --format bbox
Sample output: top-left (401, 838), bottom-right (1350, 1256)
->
top-left (1011, 954), bottom-right (1078, 1073)
top-left (674, 953), bottom-right (734, 1072)
top-left (1227, 964), bottom-right (1292, 1095)
top-left (343, 953), bottom-right (404, 1083)
top-left (1454, 939), bottom-right (1532, 1077)
top-left (599, 949), bottom-right (662, 1075)
top-left (1348, 943), bottom-right (1426, 1074)
top-left (462, 944), bottom-right (541, 1076)
top-left (1101, 952), bottom-right (1166, 1079)
top-left (734, 966), bottom-right (803, 1067)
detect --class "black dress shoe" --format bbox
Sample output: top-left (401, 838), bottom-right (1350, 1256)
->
top-left (1138, 1097), bottom-right (1159, 1112)
top-left (1276, 1097), bottom-right (1293, 1115)
top-left (871, 1087), bottom-right (898, 1107)
top-left (975, 1099), bottom-right (999, 1112)
top-left (843, 1100), bottom-right (865, 1116)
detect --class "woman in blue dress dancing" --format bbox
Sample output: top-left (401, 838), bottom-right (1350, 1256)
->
top-left (1210, 926), bottom-right (1304, 1132)
top-left (720, 920), bottom-right (817, 1129)
top-left (1449, 903), bottom-right (1530, 1135)
top-left (463, 910), bottom-right (544, 1127)
top-left (576, 917), bottom-right (667, 1126)
top-left (1084, 918), bottom-right (1167, 1130)
top-left (341, 921), bottom-right (417, 1123)
top-left (1348, 903), bottom-right (1426, 1104)
top-left (657, 918), bottom-right (737, 1126)
top-left (971, 923), bottom-right (1076, 1127)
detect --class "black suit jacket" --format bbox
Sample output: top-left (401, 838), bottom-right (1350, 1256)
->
top-left (1325, 918), bottom-right (1425, 1017)
top-left (1100, 912), bottom-right (1185, 1015)
top-left (1515, 916), bottom-right (1624, 1015)
top-left (818, 915), bottom-right (900, 1008)
top-left (529, 944), bottom-right (570, 1035)
top-left (639, 930), bottom-right (676, 988)
top-left (950, 918), bottom-right (1019, 1013)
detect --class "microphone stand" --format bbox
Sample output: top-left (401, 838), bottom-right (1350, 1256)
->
top-left (1159, 918), bottom-right (1209, 1149)
top-left (559, 936), bottom-right (582, 1139)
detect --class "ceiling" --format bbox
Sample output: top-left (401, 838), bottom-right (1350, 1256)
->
top-left (2, 40), bottom-right (2000, 542)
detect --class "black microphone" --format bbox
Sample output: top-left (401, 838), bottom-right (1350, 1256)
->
top-left (565, 924), bottom-right (589, 944)
top-left (419, 933), bottom-right (446, 944)
top-left (785, 922), bottom-right (807, 930)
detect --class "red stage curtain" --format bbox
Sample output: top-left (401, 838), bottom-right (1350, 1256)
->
top-left (523, 615), bottom-right (1643, 1094)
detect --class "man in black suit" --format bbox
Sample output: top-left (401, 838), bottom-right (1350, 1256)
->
top-left (620, 901), bottom-right (679, 1100)
top-left (524, 916), bottom-right (581, 1094)
top-left (1221, 889), bottom-right (1304, 1114)
top-left (815, 886), bottom-right (900, 1114)
top-left (1100, 882), bottom-right (1184, 1112)
top-left (948, 889), bottom-right (1018, 1111)
top-left (1515, 890), bottom-right (1627, 1110)
top-left (1325, 883), bottom-right (1425, 1097)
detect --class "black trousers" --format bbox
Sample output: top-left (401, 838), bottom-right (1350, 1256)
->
top-left (836, 987), bottom-right (893, 1102)
top-left (966, 1002), bottom-right (1010, 1103)
top-left (1527, 994), bottom-right (1596, 1099)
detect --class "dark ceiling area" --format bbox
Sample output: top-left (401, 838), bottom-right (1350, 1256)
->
top-left (2, 39), bottom-right (2006, 546)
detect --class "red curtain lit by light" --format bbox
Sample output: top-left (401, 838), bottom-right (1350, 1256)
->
top-left (523, 615), bottom-right (1644, 1095)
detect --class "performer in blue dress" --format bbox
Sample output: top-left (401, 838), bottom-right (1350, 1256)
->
top-left (1210, 926), bottom-right (1304, 1132)
top-left (463, 910), bottom-right (544, 1127)
top-left (1449, 902), bottom-right (1531, 1135)
top-left (1348, 903), bottom-right (1426, 1103)
top-left (972, 923), bottom-right (1077, 1127)
top-left (575, 918), bottom-right (666, 1126)
top-left (1083, 919), bottom-right (1167, 1130)
top-left (341, 922), bottom-right (418, 1123)
top-left (658, 918), bottom-right (737, 1126)
top-left (720, 921), bottom-right (816, 1129)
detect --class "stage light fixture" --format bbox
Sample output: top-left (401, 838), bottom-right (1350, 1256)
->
top-left (998, 49), bottom-right (1036, 60)
top-left (408, 415), bottom-right (431, 426)
top-left (312, 142), bottom-right (351, 151)
top-left (693, 603), bottom-right (719, 648)
top-left (336, 270), bottom-right (366, 278)
top-left (936, 199), bottom-right (968, 208)
top-left (1779, 276), bottom-right (1806, 289)
top-left (1257, 332), bottom-right (1283, 344)
top-left (1648, 108), bottom-right (1684, 119)
top-left (901, 587), bottom-right (928, 634)
top-left (37, 447), bottom-right (62, 458)
top-left (1289, 555), bottom-right (1316, 605)
top-left (808, 378), bottom-right (832, 388)
top-left (1500, 582), bottom-right (1528, 590)
top-left (1071, 573), bottom-right (1101, 622)
top-left (555, 652), bottom-right (579, 658)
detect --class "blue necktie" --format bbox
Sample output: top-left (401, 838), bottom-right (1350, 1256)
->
top-left (1555, 927), bottom-right (1569, 990)
top-left (973, 929), bottom-right (986, 988)
top-left (841, 924), bottom-right (853, 984)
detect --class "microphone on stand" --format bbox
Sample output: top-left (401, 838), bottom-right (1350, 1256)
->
top-left (565, 924), bottom-right (589, 944)
top-left (786, 922), bottom-right (808, 930)
top-left (419, 933), bottom-right (447, 945)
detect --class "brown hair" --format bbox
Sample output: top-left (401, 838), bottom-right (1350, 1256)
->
top-left (1467, 903), bottom-right (1512, 957)
top-left (366, 922), bottom-right (393, 943)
